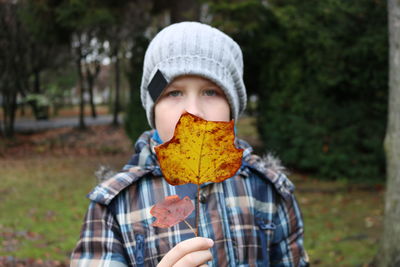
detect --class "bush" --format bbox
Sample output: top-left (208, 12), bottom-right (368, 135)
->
top-left (210, 0), bottom-right (388, 180)
top-left (124, 86), bottom-right (148, 143)
top-left (124, 36), bottom-right (149, 143)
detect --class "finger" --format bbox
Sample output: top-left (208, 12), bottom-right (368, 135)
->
top-left (173, 250), bottom-right (212, 267)
top-left (158, 237), bottom-right (213, 267)
top-left (198, 265), bottom-right (208, 267)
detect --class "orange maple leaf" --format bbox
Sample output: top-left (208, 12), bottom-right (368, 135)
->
top-left (155, 113), bottom-right (243, 185)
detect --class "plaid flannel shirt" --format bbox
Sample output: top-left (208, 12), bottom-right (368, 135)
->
top-left (71, 130), bottom-right (309, 267)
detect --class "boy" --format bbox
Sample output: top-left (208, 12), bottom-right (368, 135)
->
top-left (71, 21), bottom-right (309, 267)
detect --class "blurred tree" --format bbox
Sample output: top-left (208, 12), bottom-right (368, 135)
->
top-left (34, 61), bottom-right (77, 116)
top-left (0, 1), bottom-right (30, 137)
top-left (124, 34), bottom-right (149, 141)
top-left (121, 1), bottom-right (152, 141)
top-left (378, 0), bottom-right (400, 265)
top-left (18, 0), bottom-right (70, 120)
top-left (103, 0), bottom-right (135, 127)
top-left (84, 59), bottom-right (101, 118)
top-left (56, 0), bottom-right (114, 129)
top-left (209, 0), bottom-right (388, 180)
top-left (1, 0), bottom-right (72, 135)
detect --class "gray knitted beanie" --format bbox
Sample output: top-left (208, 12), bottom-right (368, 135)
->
top-left (140, 21), bottom-right (247, 128)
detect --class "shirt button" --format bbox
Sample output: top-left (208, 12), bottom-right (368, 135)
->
top-left (199, 194), bottom-right (207, 203)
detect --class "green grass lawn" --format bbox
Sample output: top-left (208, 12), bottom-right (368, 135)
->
top-left (0, 155), bottom-right (384, 265)
top-left (0, 154), bottom-right (128, 262)
top-left (292, 175), bottom-right (383, 266)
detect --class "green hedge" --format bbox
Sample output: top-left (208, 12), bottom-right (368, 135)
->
top-left (211, 0), bottom-right (388, 180)
top-left (124, 36), bottom-right (149, 143)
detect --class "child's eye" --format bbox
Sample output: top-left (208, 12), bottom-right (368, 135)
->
top-left (203, 89), bottom-right (218, 96)
top-left (166, 90), bottom-right (182, 97)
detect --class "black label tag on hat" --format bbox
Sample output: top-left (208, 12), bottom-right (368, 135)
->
top-left (148, 69), bottom-right (168, 102)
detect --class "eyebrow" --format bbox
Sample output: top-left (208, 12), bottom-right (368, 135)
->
top-left (166, 84), bottom-right (185, 90)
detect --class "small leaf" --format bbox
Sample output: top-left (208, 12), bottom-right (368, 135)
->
top-left (151, 195), bottom-right (195, 228)
top-left (155, 113), bottom-right (243, 185)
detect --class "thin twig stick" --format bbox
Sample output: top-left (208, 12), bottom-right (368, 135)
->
top-left (195, 184), bottom-right (200, 237)
top-left (183, 219), bottom-right (196, 236)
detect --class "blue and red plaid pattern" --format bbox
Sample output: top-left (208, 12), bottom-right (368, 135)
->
top-left (71, 130), bottom-right (309, 267)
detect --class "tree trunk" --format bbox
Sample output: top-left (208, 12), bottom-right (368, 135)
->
top-left (378, 0), bottom-right (400, 266)
top-left (1, 91), bottom-right (17, 138)
top-left (112, 50), bottom-right (120, 127)
top-left (30, 69), bottom-right (41, 120)
top-left (87, 73), bottom-right (97, 118)
top-left (85, 61), bottom-right (100, 119)
top-left (77, 56), bottom-right (86, 130)
top-left (34, 69), bottom-right (40, 94)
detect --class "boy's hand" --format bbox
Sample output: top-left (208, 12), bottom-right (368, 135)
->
top-left (157, 237), bottom-right (214, 267)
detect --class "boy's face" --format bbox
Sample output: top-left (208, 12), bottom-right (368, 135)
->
top-left (154, 75), bottom-right (230, 142)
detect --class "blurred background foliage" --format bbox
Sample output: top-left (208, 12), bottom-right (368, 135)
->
top-left (209, 0), bottom-right (388, 181)
top-left (0, 0), bottom-right (388, 182)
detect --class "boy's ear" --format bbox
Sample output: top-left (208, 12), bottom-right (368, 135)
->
top-left (148, 69), bottom-right (168, 102)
